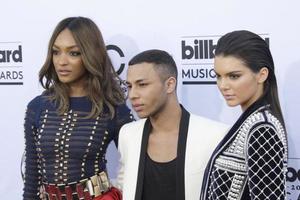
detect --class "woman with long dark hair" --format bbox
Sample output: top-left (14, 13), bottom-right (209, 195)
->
top-left (200, 30), bottom-right (288, 200)
top-left (23, 17), bottom-right (133, 200)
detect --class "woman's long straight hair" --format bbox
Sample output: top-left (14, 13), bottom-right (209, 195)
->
top-left (215, 30), bottom-right (285, 128)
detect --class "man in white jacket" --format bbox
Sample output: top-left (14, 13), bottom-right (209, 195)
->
top-left (117, 49), bottom-right (228, 200)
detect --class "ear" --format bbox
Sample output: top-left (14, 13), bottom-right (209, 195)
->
top-left (165, 77), bottom-right (177, 93)
top-left (257, 67), bottom-right (269, 84)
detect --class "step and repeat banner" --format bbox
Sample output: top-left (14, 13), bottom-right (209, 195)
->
top-left (1, 0), bottom-right (299, 199)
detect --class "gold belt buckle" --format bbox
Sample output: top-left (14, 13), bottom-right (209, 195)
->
top-left (42, 171), bottom-right (111, 198)
top-left (91, 174), bottom-right (101, 196)
top-left (79, 178), bottom-right (89, 194)
top-left (80, 171), bottom-right (111, 197)
top-left (86, 179), bottom-right (94, 196)
top-left (99, 171), bottom-right (110, 191)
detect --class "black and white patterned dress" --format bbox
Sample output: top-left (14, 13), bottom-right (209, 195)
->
top-left (200, 99), bottom-right (288, 200)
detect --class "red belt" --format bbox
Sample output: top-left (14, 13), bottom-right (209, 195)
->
top-left (42, 171), bottom-right (120, 200)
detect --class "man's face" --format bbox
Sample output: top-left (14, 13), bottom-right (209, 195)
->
top-left (126, 62), bottom-right (168, 118)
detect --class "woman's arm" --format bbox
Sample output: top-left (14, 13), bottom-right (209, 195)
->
top-left (247, 124), bottom-right (286, 200)
top-left (23, 101), bottom-right (42, 200)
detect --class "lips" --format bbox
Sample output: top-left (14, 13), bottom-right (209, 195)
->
top-left (57, 69), bottom-right (72, 76)
top-left (223, 94), bottom-right (235, 100)
top-left (132, 104), bottom-right (143, 112)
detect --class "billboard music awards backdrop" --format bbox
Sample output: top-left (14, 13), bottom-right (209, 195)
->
top-left (1, 0), bottom-right (300, 199)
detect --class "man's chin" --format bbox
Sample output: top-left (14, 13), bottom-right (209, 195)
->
top-left (137, 115), bottom-right (147, 119)
top-left (136, 112), bottom-right (148, 119)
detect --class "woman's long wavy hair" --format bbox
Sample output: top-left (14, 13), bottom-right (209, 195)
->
top-left (39, 17), bottom-right (125, 118)
top-left (215, 30), bottom-right (285, 128)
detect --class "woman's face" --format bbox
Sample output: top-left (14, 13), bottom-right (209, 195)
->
top-left (214, 55), bottom-right (267, 111)
top-left (52, 28), bottom-right (86, 88)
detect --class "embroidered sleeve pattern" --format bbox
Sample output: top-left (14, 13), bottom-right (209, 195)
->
top-left (23, 107), bottom-right (42, 200)
top-left (247, 124), bottom-right (286, 200)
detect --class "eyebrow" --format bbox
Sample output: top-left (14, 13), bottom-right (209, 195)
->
top-left (126, 79), bottom-right (147, 85)
top-left (52, 44), bottom-right (79, 49)
top-left (226, 70), bottom-right (242, 74)
top-left (215, 70), bottom-right (243, 76)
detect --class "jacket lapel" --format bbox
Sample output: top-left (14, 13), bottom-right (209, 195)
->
top-left (176, 106), bottom-right (190, 200)
top-left (134, 106), bottom-right (190, 200)
top-left (134, 119), bottom-right (151, 200)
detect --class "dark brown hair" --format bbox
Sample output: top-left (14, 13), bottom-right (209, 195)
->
top-left (39, 16), bottom-right (125, 118)
top-left (215, 30), bottom-right (285, 127)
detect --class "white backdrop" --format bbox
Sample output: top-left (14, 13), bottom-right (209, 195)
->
top-left (1, 0), bottom-right (300, 199)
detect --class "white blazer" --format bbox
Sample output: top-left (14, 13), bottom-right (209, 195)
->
top-left (116, 107), bottom-right (228, 200)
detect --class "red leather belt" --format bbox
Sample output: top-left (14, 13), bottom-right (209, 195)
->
top-left (42, 171), bottom-right (111, 200)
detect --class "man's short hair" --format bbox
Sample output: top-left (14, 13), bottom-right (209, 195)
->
top-left (128, 49), bottom-right (178, 81)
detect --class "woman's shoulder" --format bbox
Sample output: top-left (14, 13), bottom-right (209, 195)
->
top-left (112, 103), bottom-right (131, 116)
top-left (113, 103), bottom-right (134, 123)
top-left (245, 107), bottom-right (286, 141)
top-left (248, 106), bottom-right (283, 128)
top-left (242, 105), bottom-right (270, 126)
top-left (27, 93), bottom-right (51, 110)
top-left (236, 106), bottom-right (275, 137)
top-left (116, 103), bottom-right (130, 111)
top-left (25, 94), bottom-right (49, 127)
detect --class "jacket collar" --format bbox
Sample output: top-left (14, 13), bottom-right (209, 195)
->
top-left (135, 105), bottom-right (190, 200)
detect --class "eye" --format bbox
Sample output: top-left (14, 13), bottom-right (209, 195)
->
top-left (139, 83), bottom-right (148, 87)
top-left (216, 74), bottom-right (221, 80)
top-left (69, 51), bottom-right (81, 56)
top-left (52, 49), bottom-right (59, 56)
top-left (126, 84), bottom-right (132, 89)
top-left (229, 74), bottom-right (240, 80)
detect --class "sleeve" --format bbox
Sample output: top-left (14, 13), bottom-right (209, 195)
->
top-left (247, 124), bottom-right (286, 200)
top-left (111, 104), bottom-right (134, 147)
top-left (23, 99), bottom-right (42, 200)
top-left (115, 125), bottom-right (126, 191)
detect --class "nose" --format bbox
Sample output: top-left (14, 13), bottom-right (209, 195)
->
top-left (128, 86), bottom-right (139, 101)
top-left (56, 53), bottom-right (68, 66)
top-left (217, 78), bottom-right (229, 91)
